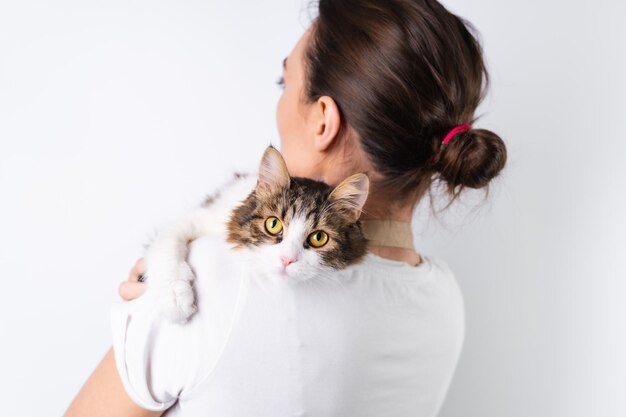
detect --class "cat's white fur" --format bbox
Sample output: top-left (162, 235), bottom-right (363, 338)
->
top-left (142, 173), bottom-right (257, 323)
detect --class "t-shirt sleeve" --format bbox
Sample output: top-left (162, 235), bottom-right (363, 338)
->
top-left (110, 296), bottom-right (195, 411)
top-left (110, 236), bottom-right (244, 411)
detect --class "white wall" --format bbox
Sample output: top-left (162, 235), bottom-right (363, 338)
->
top-left (0, 1), bottom-right (623, 416)
top-left (431, 1), bottom-right (626, 416)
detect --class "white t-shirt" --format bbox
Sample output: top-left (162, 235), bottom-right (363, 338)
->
top-left (110, 235), bottom-right (465, 417)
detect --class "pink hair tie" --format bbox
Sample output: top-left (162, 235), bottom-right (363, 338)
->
top-left (442, 123), bottom-right (472, 145)
top-left (432, 123), bottom-right (472, 164)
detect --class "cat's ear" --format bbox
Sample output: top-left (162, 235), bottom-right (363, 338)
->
top-left (329, 173), bottom-right (369, 221)
top-left (257, 145), bottom-right (291, 193)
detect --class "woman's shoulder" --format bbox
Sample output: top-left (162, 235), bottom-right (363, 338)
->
top-left (351, 251), bottom-right (457, 283)
top-left (362, 250), bottom-right (465, 340)
top-left (326, 252), bottom-right (465, 371)
top-left (343, 251), bottom-right (465, 326)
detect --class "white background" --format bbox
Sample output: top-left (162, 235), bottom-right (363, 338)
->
top-left (1, 1), bottom-right (624, 416)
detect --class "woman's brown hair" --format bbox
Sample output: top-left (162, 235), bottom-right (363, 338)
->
top-left (303, 0), bottom-right (507, 211)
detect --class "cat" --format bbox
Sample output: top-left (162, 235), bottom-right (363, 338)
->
top-left (142, 145), bottom-right (370, 323)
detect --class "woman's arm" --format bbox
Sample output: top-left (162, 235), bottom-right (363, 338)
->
top-left (63, 347), bottom-right (163, 417)
top-left (64, 259), bottom-right (157, 417)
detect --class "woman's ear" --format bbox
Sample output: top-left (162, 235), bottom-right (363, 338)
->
top-left (313, 95), bottom-right (342, 152)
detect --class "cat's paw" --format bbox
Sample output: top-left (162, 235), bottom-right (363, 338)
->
top-left (155, 279), bottom-right (198, 323)
top-left (143, 256), bottom-right (198, 322)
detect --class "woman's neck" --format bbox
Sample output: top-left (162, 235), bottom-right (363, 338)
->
top-left (368, 245), bottom-right (423, 267)
top-left (359, 196), bottom-right (423, 267)
top-left (319, 146), bottom-right (423, 266)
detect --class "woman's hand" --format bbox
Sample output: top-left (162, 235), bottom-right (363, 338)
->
top-left (118, 257), bottom-right (147, 301)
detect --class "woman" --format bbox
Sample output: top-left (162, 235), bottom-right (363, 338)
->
top-left (65, 0), bottom-right (506, 415)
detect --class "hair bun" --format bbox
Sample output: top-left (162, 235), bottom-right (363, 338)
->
top-left (435, 127), bottom-right (507, 190)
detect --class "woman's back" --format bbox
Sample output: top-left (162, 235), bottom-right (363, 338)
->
top-left (111, 235), bottom-right (464, 417)
top-left (66, 1), bottom-right (506, 415)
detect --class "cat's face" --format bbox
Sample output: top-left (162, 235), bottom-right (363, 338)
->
top-left (227, 146), bottom-right (369, 284)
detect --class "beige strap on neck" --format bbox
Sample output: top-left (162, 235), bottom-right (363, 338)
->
top-left (360, 219), bottom-right (415, 250)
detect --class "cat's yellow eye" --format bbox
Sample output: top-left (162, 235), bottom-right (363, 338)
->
top-left (307, 230), bottom-right (329, 248)
top-left (265, 216), bottom-right (283, 235)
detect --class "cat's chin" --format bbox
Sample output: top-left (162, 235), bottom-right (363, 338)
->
top-left (237, 250), bottom-right (327, 284)
top-left (281, 266), bottom-right (327, 284)
top-left (250, 268), bottom-right (296, 287)
top-left (255, 265), bottom-right (318, 285)
top-left (270, 266), bottom-right (302, 283)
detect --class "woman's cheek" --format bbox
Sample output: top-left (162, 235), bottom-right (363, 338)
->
top-left (275, 94), bottom-right (287, 140)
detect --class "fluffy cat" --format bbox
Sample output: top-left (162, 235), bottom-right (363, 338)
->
top-left (142, 146), bottom-right (370, 323)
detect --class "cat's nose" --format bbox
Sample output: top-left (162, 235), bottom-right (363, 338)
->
top-left (281, 256), bottom-right (296, 267)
